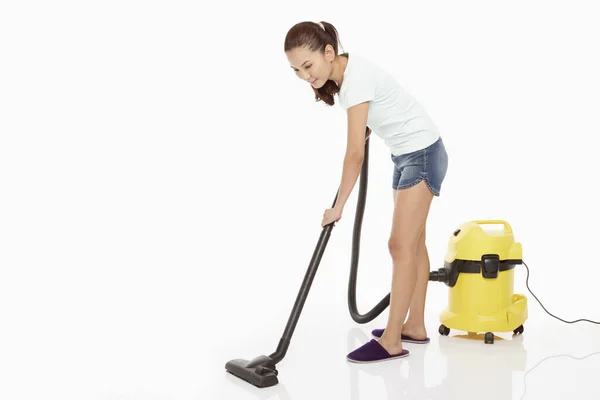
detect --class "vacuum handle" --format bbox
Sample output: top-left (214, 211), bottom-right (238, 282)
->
top-left (474, 220), bottom-right (513, 234)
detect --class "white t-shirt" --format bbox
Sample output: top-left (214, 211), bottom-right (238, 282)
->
top-left (337, 53), bottom-right (440, 156)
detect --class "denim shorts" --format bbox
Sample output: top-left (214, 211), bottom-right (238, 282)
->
top-left (391, 137), bottom-right (448, 196)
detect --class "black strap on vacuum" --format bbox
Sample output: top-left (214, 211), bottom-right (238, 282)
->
top-left (429, 257), bottom-right (523, 287)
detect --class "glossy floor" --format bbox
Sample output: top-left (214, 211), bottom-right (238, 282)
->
top-left (212, 308), bottom-right (600, 400)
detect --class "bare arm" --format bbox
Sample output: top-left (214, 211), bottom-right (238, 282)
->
top-left (334, 101), bottom-right (370, 211)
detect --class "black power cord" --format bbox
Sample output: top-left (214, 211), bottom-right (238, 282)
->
top-left (523, 261), bottom-right (600, 324)
top-left (520, 261), bottom-right (600, 398)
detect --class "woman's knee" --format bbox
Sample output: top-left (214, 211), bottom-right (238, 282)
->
top-left (417, 229), bottom-right (427, 255)
top-left (388, 235), bottom-right (419, 259)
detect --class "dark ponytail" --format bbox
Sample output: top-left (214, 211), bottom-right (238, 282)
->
top-left (284, 21), bottom-right (347, 106)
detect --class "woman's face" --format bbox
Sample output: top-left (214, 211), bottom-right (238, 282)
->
top-left (286, 45), bottom-right (333, 89)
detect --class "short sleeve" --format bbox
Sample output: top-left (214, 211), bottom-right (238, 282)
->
top-left (340, 77), bottom-right (375, 109)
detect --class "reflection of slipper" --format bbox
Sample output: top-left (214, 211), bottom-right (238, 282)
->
top-left (346, 339), bottom-right (409, 363)
top-left (371, 329), bottom-right (430, 344)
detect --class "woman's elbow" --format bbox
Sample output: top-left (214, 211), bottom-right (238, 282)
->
top-left (345, 151), bottom-right (364, 164)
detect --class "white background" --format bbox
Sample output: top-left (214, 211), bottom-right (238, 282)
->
top-left (1, 0), bottom-right (599, 399)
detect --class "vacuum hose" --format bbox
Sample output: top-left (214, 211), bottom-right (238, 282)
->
top-left (224, 129), bottom-right (448, 388)
top-left (429, 268), bottom-right (449, 283)
top-left (347, 132), bottom-right (448, 322)
top-left (347, 132), bottom-right (391, 323)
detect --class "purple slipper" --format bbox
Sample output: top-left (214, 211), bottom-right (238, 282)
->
top-left (346, 339), bottom-right (409, 363)
top-left (371, 329), bottom-right (430, 344)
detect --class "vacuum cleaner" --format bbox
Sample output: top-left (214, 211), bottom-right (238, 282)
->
top-left (429, 219), bottom-right (528, 344)
top-left (224, 128), bottom-right (540, 387)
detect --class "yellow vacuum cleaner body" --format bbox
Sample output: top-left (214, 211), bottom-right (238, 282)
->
top-left (430, 220), bottom-right (528, 343)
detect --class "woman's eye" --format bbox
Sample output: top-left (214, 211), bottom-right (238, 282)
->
top-left (306, 65), bottom-right (312, 69)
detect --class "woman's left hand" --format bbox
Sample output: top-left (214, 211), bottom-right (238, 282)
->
top-left (322, 207), bottom-right (342, 227)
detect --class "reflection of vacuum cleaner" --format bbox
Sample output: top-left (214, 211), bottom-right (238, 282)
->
top-left (225, 128), bottom-right (600, 388)
top-left (437, 333), bottom-right (527, 398)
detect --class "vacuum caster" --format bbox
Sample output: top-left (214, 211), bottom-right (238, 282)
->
top-left (438, 324), bottom-right (450, 336)
top-left (513, 325), bottom-right (524, 335)
top-left (484, 332), bottom-right (494, 344)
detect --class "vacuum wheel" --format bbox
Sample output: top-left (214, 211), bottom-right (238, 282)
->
top-left (484, 332), bottom-right (494, 344)
top-left (513, 325), bottom-right (524, 335)
top-left (438, 324), bottom-right (450, 336)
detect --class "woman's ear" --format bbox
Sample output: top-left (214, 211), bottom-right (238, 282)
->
top-left (324, 44), bottom-right (335, 62)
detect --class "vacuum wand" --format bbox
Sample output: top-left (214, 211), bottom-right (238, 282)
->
top-left (224, 191), bottom-right (339, 388)
top-left (224, 128), bottom-right (390, 388)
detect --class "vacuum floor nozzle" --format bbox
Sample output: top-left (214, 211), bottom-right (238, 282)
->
top-left (225, 355), bottom-right (279, 388)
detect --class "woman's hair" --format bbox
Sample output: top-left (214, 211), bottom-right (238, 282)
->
top-left (284, 21), bottom-right (347, 106)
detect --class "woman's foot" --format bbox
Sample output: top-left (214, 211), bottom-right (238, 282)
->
top-left (371, 323), bottom-right (429, 343)
top-left (376, 336), bottom-right (404, 356)
top-left (346, 339), bottom-right (409, 363)
top-left (401, 323), bottom-right (428, 341)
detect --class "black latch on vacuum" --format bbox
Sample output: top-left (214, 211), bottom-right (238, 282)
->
top-left (481, 254), bottom-right (500, 279)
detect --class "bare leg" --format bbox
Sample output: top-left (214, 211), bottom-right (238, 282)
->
top-left (402, 228), bottom-right (429, 339)
top-left (378, 180), bottom-right (434, 354)
top-left (390, 189), bottom-right (429, 340)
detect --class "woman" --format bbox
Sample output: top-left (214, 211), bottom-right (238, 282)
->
top-left (284, 21), bottom-right (449, 363)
